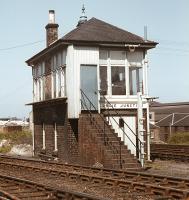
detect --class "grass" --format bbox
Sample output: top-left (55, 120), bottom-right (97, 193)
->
top-left (0, 145), bottom-right (12, 153)
top-left (168, 132), bottom-right (189, 145)
top-left (0, 130), bottom-right (32, 153)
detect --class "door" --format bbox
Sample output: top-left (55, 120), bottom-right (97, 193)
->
top-left (80, 65), bottom-right (98, 110)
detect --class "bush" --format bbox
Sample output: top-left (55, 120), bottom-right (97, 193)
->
top-left (0, 130), bottom-right (32, 145)
top-left (168, 132), bottom-right (189, 145)
top-left (0, 145), bottom-right (12, 153)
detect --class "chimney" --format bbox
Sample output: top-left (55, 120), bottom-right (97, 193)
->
top-left (45, 10), bottom-right (59, 47)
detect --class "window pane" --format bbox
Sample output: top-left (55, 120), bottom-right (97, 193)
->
top-left (129, 67), bottom-right (143, 95)
top-left (100, 66), bottom-right (107, 95)
top-left (99, 50), bottom-right (108, 65)
top-left (111, 66), bottom-right (126, 95)
top-left (57, 70), bottom-right (61, 97)
top-left (53, 72), bottom-right (56, 98)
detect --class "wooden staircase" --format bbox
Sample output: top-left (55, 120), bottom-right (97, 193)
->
top-left (80, 113), bottom-right (141, 171)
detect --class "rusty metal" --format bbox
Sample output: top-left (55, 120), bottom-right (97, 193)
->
top-left (151, 144), bottom-right (189, 161)
top-left (0, 155), bottom-right (188, 199)
top-left (0, 173), bottom-right (107, 200)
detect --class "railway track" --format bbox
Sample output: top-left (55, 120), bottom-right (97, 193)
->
top-left (151, 144), bottom-right (189, 161)
top-left (0, 173), bottom-right (105, 200)
top-left (0, 155), bottom-right (189, 199)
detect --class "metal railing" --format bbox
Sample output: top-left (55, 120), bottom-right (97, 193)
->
top-left (80, 89), bottom-right (144, 167)
top-left (80, 89), bottom-right (123, 168)
top-left (100, 93), bottom-right (143, 161)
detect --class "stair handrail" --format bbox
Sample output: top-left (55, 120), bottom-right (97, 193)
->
top-left (80, 89), bottom-right (122, 168)
top-left (100, 93), bottom-right (143, 159)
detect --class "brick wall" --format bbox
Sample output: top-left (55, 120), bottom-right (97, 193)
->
top-left (34, 124), bottom-right (43, 155)
top-left (45, 24), bottom-right (59, 47)
top-left (78, 115), bottom-right (105, 166)
top-left (33, 100), bottom-right (79, 162)
top-left (45, 124), bottom-right (54, 154)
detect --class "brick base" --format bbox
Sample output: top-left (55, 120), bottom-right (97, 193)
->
top-left (33, 100), bottom-right (79, 162)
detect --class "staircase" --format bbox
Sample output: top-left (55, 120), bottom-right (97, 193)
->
top-left (79, 113), bottom-right (141, 170)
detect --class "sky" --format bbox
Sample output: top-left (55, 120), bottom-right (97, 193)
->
top-left (0, 0), bottom-right (189, 118)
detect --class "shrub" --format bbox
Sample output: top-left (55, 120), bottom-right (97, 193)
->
top-left (168, 132), bottom-right (189, 145)
top-left (0, 130), bottom-right (32, 145)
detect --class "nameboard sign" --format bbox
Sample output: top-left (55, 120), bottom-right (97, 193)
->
top-left (103, 103), bottom-right (147, 109)
top-left (104, 103), bottom-right (138, 109)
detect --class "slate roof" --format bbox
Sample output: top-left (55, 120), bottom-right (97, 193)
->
top-left (62, 17), bottom-right (157, 45)
top-left (150, 102), bottom-right (189, 114)
top-left (26, 17), bottom-right (157, 65)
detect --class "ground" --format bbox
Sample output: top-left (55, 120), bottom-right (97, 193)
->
top-left (146, 159), bottom-right (189, 179)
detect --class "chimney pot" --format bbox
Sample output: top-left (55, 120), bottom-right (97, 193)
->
top-left (49, 10), bottom-right (55, 24)
top-left (45, 10), bottom-right (59, 47)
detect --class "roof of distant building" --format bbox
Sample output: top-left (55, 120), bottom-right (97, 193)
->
top-left (150, 101), bottom-right (189, 127)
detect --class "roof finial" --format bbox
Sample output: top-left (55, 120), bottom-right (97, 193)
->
top-left (77, 4), bottom-right (87, 27)
top-left (82, 4), bottom-right (85, 15)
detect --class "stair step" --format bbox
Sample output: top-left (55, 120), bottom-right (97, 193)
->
top-left (80, 113), bottom-right (142, 171)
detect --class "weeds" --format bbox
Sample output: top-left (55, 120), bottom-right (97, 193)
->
top-left (168, 132), bottom-right (189, 145)
top-left (0, 130), bottom-right (32, 154)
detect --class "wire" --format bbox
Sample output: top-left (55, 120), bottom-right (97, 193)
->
top-left (157, 47), bottom-right (189, 53)
top-left (0, 37), bottom-right (189, 55)
top-left (0, 78), bottom-right (31, 101)
top-left (149, 51), bottom-right (189, 57)
top-left (156, 39), bottom-right (189, 46)
top-left (0, 40), bottom-right (44, 51)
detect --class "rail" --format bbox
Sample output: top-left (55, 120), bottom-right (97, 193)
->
top-left (0, 173), bottom-right (107, 200)
top-left (0, 155), bottom-right (189, 199)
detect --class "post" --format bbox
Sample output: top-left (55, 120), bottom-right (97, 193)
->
top-left (54, 123), bottom-right (58, 151)
top-left (42, 123), bottom-right (46, 150)
top-left (146, 102), bottom-right (151, 161)
top-left (31, 111), bottom-right (35, 156)
top-left (104, 120), bottom-right (106, 145)
top-left (137, 92), bottom-right (145, 167)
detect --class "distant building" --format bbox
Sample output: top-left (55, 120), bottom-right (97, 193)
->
top-left (26, 8), bottom-right (157, 169)
top-left (150, 101), bottom-right (189, 142)
top-left (0, 117), bottom-right (29, 133)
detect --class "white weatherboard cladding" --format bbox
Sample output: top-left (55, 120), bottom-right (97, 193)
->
top-left (108, 116), bottom-right (136, 156)
top-left (66, 45), bottom-right (99, 118)
top-left (66, 45), bottom-right (76, 118)
top-left (75, 46), bottom-right (99, 64)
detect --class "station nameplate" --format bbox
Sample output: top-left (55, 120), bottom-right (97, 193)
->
top-left (103, 103), bottom-right (147, 109)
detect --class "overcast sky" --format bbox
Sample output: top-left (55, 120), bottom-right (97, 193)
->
top-left (0, 0), bottom-right (189, 118)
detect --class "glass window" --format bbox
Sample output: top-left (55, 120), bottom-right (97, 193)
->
top-left (110, 51), bottom-right (125, 65)
top-left (99, 50), bottom-right (108, 65)
top-left (57, 69), bottom-right (61, 97)
top-left (100, 66), bottom-right (107, 95)
top-left (111, 66), bottom-right (126, 95)
top-left (129, 67), bottom-right (143, 95)
top-left (53, 71), bottom-right (56, 98)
